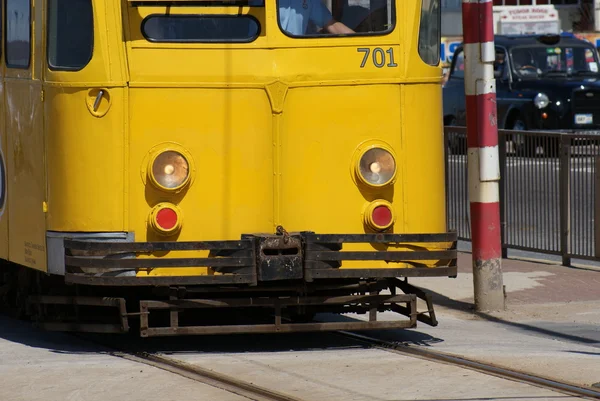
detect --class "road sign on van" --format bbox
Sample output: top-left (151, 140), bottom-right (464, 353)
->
top-left (496, 5), bottom-right (560, 35)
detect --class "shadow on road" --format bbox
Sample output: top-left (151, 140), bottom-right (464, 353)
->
top-left (0, 312), bottom-right (444, 356)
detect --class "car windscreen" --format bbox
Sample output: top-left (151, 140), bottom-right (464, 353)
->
top-left (510, 45), bottom-right (600, 78)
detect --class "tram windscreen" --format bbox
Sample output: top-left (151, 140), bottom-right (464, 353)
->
top-left (276, 0), bottom-right (395, 37)
top-left (136, 0), bottom-right (400, 42)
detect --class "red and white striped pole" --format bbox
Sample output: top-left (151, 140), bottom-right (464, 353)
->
top-left (461, 0), bottom-right (505, 311)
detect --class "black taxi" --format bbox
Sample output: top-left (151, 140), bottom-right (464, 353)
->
top-left (443, 33), bottom-right (600, 156)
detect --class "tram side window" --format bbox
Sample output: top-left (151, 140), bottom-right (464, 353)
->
top-left (47, 0), bottom-right (93, 70)
top-left (142, 15), bottom-right (260, 43)
top-left (6, 0), bottom-right (31, 69)
top-left (418, 0), bottom-right (441, 65)
top-left (277, 0), bottom-right (395, 37)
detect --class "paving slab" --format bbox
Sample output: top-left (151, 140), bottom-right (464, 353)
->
top-left (0, 316), bottom-right (247, 401)
top-left (140, 334), bottom-right (586, 401)
top-left (409, 252), bottom-right (600, 326)
top-left (352, 252), bottom-right (600, 388)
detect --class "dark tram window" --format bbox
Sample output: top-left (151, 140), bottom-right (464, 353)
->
top-left (6, 0), bottom-right (31, 69)
top-left (47, 0), bottom-right (93, 70)
top-left (142, 15), bottom-right (260, 43)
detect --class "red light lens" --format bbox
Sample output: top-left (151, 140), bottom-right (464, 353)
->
top-left (156, 208), bottom-right (178, 230)
top-left (372, 205), bottom-right (392, 227)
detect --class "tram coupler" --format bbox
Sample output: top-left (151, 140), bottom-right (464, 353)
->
top-left (243, 228), bottom-right (304, 282)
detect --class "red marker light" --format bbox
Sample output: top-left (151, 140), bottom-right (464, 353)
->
top-left (149, 203), bottom-right (182, 235)
top-left (156, 207), bottom-right (178, 230)
top-left (364, 201), bottom-right (394, 231)
top-left (372, 205), bottom-right (393, 228)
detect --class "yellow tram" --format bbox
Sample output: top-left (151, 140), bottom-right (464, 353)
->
top-left (0, 0), bottom-right (456, 336)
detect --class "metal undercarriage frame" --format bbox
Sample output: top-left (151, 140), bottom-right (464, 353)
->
top-left (28, 231), bottom-right (457, 336)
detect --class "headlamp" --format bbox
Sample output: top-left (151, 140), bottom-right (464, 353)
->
top-left (149, 150), bottom-right (190, 191)
top-left (534, 93), bottom-right (549, 109)
top-left (357, 147), bottom-right (396, 186)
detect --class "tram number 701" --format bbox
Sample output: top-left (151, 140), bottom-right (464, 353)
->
top-left (357, 47), bottom-right (398, 68)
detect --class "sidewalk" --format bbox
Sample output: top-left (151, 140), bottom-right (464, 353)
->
top-left (402, 252), bottom-right (600, 388)
top-left (412, 251), bottom-right (600, 324)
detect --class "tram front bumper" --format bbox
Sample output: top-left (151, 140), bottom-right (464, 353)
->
top-left (61, 231), bottom-right (458, 286)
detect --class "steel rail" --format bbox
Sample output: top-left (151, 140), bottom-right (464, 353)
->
top-left (113, 351), bottom-right (305, 401)
top-left (339, 331), bottom-right (600, 400)
top-left (73, 335), bottom-right (304, 401)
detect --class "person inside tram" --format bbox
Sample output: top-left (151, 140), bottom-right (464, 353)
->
top-left (277, 0), bottom-right (355, 35)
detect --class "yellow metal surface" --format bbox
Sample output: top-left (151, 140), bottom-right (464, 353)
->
top-left (278, 83), bottom-right (447, 268)
top-left (279, 84), bottom-right (403, 233)
top-left (120, 2), bottom-right (447, 275)
top-left (44, 0), bottom-right (127, 233)
top-left (5, 0), bottom-right (449, 275)
top-left (44, 87), bottom-right (126, 231)
top-left (5, 1), bottom-right (47, 271)
top-left (4, 0), bottom-right (128, 270)
top-left (402, 83), bottom-right (447, 234)
top-left (128, 87), bottom-right (274, 277)
top-left (6, 80), bottom-right (47, 271)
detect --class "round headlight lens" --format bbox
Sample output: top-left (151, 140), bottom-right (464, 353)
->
top-left (151, 151), bottom-right (190, 189)
top-left (534, 93), bottom-right (549, 109)
top-left (358, 148), bottom-right (396, 186)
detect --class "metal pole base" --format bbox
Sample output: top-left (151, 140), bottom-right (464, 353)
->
top-left (473, 257), bottom-right (506, 312)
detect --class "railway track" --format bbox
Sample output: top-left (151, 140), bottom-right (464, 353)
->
top-left (338, 331), bottom-right (600, 400)
top-left (74, 334), bottom-right (305, 401)
top-left (74, 329), bottom-right (600, 401)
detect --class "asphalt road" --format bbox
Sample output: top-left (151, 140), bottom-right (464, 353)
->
top-left (446, 147), bottom-right (600, 268)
